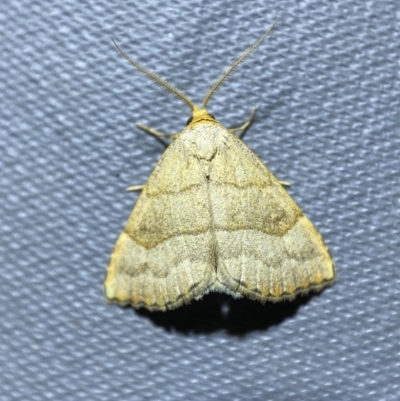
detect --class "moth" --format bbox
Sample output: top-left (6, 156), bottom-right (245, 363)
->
top-left (104, 21), bottom-right (335, 311)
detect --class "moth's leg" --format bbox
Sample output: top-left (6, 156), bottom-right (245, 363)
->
top-left (279, 181), bottom-right (291, 187)
top-left (126, 125), bottom-right (181, 191)
top-left (126, 184), bottom-right (145, 192)
top-left (136, 123), bottom-right (180, 140)
top-left (228, 108), bottom-right (256, 135)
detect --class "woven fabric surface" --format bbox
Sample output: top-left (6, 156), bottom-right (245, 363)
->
top-left (1, 1), bottom-right (399, 400)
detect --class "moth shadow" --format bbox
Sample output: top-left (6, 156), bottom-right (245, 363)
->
top-left (135, 292), bottom-right (313, 335)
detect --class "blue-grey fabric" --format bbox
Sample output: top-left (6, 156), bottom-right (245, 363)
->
top-left (1, 1), bottom-right (399, 400)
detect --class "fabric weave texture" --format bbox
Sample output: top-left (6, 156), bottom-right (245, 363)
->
top-left (0, 1), bottom-right (399, 400)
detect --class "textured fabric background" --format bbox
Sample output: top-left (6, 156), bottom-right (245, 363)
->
top-left (1, 1), bottom-right (399, 400)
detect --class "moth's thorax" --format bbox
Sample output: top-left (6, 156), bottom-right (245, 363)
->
top-left (182, 121), bottom-right (230, 161)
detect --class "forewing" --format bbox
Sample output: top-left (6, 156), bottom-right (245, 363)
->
top-left (104, 137), bottom-right (216, 311)
top-left (209, 132), bottom-right (335, 301)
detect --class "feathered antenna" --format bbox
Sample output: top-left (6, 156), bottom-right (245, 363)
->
top-left (202, 19), bottom-right (279, 109)
top-left (112, 38), bottom-right (197, 111)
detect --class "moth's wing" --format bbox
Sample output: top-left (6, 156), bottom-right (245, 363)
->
top-left (104, 138), bottom-right (216, 311)
top-left (210, 132), bottom-right (335, 302)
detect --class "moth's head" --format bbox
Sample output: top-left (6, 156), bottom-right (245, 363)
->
top-left (186, 107), bottom-right (216, 127)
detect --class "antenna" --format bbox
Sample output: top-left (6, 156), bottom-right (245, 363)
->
top-left (112, 38), bottom-right (197, 111)
top-left (202, 19), bottom-right (279, 109)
